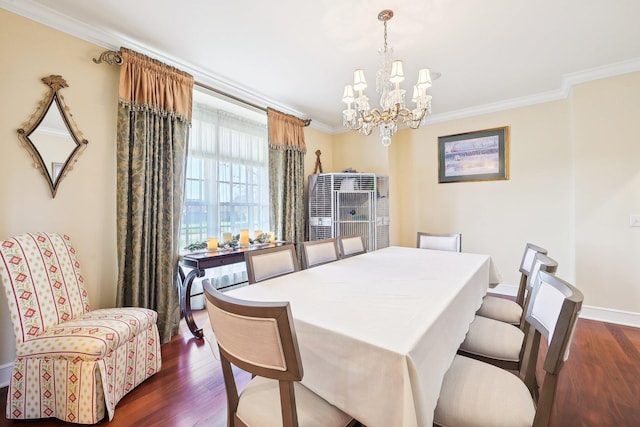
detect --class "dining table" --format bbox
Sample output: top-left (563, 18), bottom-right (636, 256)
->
top-left (225, 245), bottom-right (499, 427)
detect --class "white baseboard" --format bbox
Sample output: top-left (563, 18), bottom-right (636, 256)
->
top-left (580, 305), bottom-right (640, 328)
top-left (488, 284), bottom-right (640, 328)
top-left (1, 362), bottom-right (11, 388)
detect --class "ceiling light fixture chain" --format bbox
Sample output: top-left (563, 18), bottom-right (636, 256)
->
top-left (342, 9), bottom-right (433, 146)
top-left (380, 9), bottom-right (391, 54)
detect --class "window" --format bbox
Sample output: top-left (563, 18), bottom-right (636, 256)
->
top-left (180, 93), bottom-right (269, 249)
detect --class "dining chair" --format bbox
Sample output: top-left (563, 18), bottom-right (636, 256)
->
top-left (476, 243), bottom-right (547, 325)
top-left (457, 253), bottom-right (558, 371)
top-left (416, 232), bottom-right (462, 252)
top-left (203, 282), bottom-right (356, 427)
top-left (245, 244), bottom-right (299, 284)
top-left (434, 271), bottom-right (583, 427)
top-left (0, 232), bottom-right (161, 424)
top-left (337, 234), bottom-right (366, 258)
top-left (476, 242), bottom-right (548, 325)
top-left (302, 238), bottom-right (340, 269)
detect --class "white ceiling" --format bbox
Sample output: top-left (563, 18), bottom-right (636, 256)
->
top-left (3, 0), bottom-right (640, 133)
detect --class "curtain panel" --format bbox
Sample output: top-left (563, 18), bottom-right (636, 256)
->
top-left (267, 108), bottom-right (307, 261)
top-left (183, 106), bottom-right (269, 296)
top-left (116, 48), bottom-right (194, 343)
top-left (187, 106), bottom-right (270, 241)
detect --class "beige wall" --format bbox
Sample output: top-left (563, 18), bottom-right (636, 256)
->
top-left (393, 100), bottom-right (573, 287)
top-left (573, 73), bottom-right (640, 312)
top-left (332, 131), bottom-right (391, 175)
top-left (303, 126), bottom-right (334, 176)
top-left (0, 10), bottom-right (119, 366)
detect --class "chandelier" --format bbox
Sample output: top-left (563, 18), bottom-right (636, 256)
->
top-left (342, 9), bottom-right (433, 146)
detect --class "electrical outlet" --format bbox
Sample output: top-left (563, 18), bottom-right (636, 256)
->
top-left (630, 215), bottom-right (640, 227)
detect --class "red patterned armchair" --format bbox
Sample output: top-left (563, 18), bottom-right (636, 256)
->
top-left (0, 232), bottom-right (161, 424)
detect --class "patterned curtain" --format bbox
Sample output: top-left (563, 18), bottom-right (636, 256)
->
top-left (267, 108), bottom-right (307, 262)
top-left (116, 48), bottom-right (194, 343)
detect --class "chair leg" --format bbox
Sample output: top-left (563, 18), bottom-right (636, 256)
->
top-left (533, 373), bottom-right (559, 427)
top-left (520, 328), bottom-right (542, 399)
top-left (219, 355), bottom-right (239, 427)
top-left (279, 380), bottom-right (298, 427)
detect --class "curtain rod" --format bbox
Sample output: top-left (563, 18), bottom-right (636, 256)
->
top-left (93, 49), bottom-right (311, 126)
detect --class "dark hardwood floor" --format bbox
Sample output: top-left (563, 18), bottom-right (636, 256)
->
top-left (1, 310), bottom-right (639, 426)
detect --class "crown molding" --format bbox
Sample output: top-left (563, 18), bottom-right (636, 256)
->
top-left (326, 55), bottom-right (640, 135)
top-left (3, 0), bottom-right (639, 136)
top-left (0, 0), bottom-right (333, 132)
top-left (425, 89), bottom-right (567, 125)
top-left (426, 57), bottom-right (640, 126)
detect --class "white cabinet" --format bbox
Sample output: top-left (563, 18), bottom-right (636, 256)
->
top-left (308, 173), bottom-right (389, 251)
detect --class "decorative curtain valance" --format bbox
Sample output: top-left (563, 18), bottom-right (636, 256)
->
top-left (116, 48), bottom-right (194, 343)
top-left (267, 108), bottom-right (307, 264)
top-left (267, 108), bottom-right (307, 153)
top-left (119, 47), bottom-right (194, 122)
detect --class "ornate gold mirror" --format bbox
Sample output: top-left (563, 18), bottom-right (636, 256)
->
top-left (17, 75), bottom-right (88, 197)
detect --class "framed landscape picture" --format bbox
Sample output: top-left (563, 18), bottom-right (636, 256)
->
top-left (438, 126), bottom-right (509, 183)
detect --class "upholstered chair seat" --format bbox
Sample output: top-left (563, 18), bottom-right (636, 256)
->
top-left (14, 306), bottom-right (156, 358)
top-left (475, 296), bottom-right (523, 325)
top-left (236, 376), bottom-right (354, 427)
top-left (476, 242), bottom-right (547, 325)
top-left (0, 232), bottom-right (161, 424)
top-left (435, 355), bottom-right (536, 426)
top-left (459, 315), bottom-right (524, 364)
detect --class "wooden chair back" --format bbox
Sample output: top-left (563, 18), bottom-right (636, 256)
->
top-left (302, 238), bottom-right (339, 269)
top-left (515, 243), bottom-right (548, 306)
top-left (204, 283), bottom-right (304, 426)
top-left (245, 244), bottom-right (299, 284)
top-left (519, 271), bottom-right (583, 426)
top-left (337, 234), bottom-right (366, 258)
top-left (416, 232), bottom-right (462, 252)
top-left (518, 252), bottom-right (559, 330)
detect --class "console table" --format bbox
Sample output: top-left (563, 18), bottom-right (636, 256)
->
top-left (177, 242), bottom-right (290, 338)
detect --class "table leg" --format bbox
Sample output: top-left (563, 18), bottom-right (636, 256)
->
top-left (177, 266), bottom-right (205, 339)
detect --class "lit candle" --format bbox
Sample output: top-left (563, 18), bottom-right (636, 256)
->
top-left (239, 229), bottom-right (249, 246)
top-left (222, 232), bottom-right (232, 243)
top-left (207, 237), bottom-right (218, 250)
top-left (254, 230), bottom-right (263, 239)
top-left (269, 232), bottom-right (275, 243)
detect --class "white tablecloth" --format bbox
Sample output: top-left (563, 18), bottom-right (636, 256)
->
top-left (226, 246), bottom-right (492, 426)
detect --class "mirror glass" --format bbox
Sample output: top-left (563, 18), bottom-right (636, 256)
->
top-left (18, 75), bottom-right (88, 197)
top-left (28, 97), bottom-right (78, 187)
